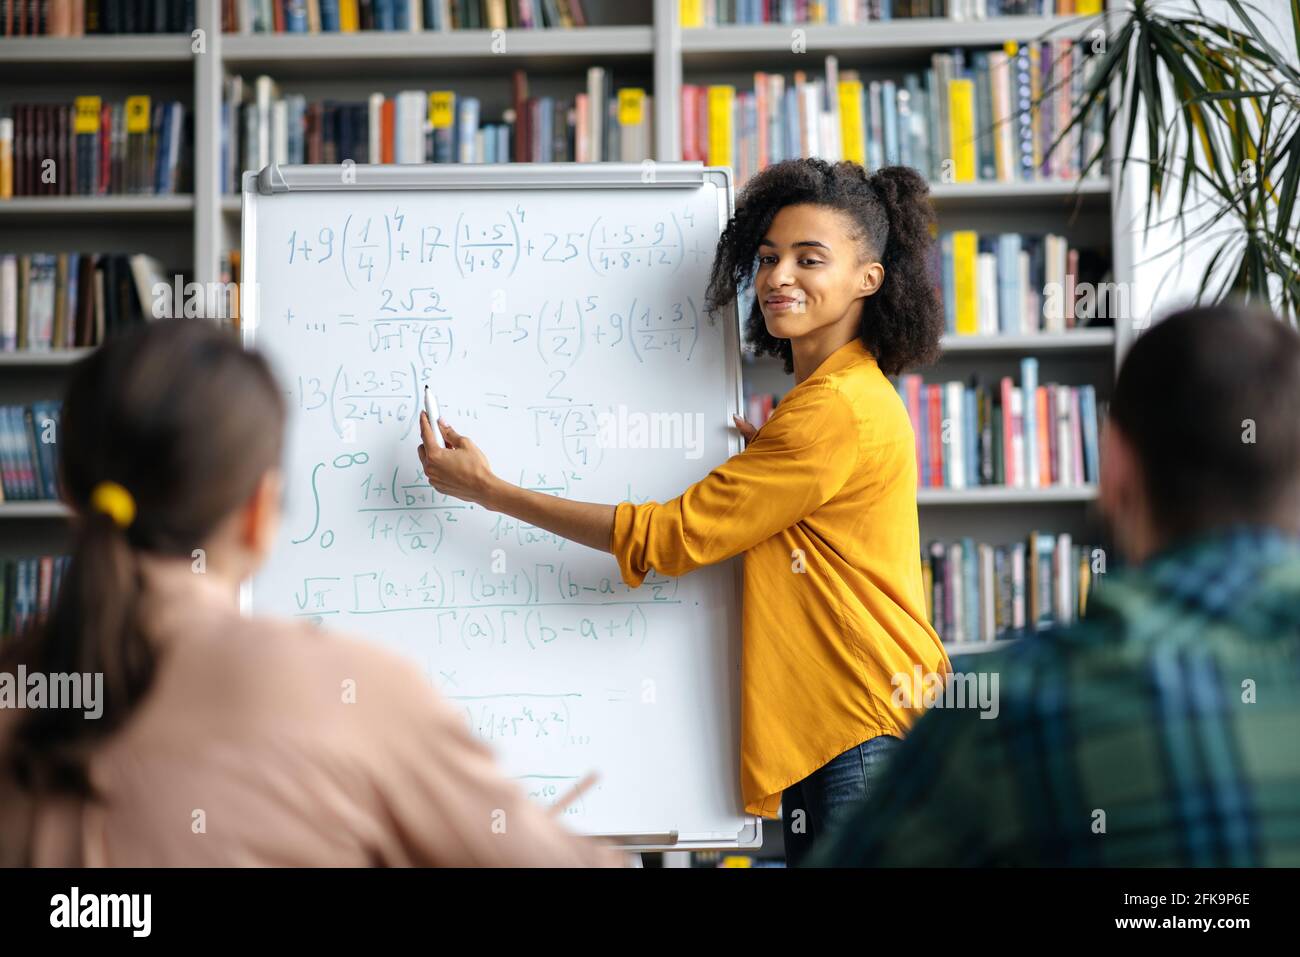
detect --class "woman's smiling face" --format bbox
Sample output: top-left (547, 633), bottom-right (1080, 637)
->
top-left (755, 203), bottom-right (883, 341)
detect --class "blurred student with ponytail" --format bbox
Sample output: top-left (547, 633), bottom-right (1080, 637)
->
top-left (0, 319), bottom-right (619, 867)
top-left (415, 159), bottom-right (951, 866)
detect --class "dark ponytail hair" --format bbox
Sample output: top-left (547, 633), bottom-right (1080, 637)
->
top-left (705, 158), bottom-right (943, 376)
top-left (0, 319), bottom-right (286, 796)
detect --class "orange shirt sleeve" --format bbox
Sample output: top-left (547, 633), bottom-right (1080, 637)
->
top-left (610, 382), bottom-right (859, 588)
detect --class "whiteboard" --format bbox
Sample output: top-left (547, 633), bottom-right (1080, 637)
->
top-left (240, 163), bottom-right (758, 849)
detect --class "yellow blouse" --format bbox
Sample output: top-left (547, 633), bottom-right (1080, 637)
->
top-left (610, 337), bottom-right (951, 818)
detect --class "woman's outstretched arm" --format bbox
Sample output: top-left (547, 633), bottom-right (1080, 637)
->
top-left (417, 387), bottom-right (843, 589)
top-left (417, 411), bottom-right (615, 553)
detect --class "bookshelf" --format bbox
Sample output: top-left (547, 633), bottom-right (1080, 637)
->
top-left (1, 2), bottom-right (1131, 650)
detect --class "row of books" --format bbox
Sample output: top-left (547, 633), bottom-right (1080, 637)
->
top-left (924, 530), bottom-right (1096, 644)
top-left (896, 358), bottom-right (1101, 489)
top-left (220, 37), bottom-right (1101, 190)
top-left (0, 0), bottom-right (195, 34)
top-left (0, 402), bottom-right (62, 502)
top-left (223, 69), bottom-right (650, 190)
top-left (0, 253), bottom-right (166, 351)
top-left (939, 231), bottom-right (1108, 335)
top-left (742, 373), bottom-right (1097, 495)
top-left (683, 1), bottom-right (1103, 24)
top-left (688, 41), bottom-right (1106, 190)
top-left (1, 556), bottom-right (69, 643)
top-left (221, 0), bottom-right (590, 32)
top-left (0, 98), bottom-right (188, 198)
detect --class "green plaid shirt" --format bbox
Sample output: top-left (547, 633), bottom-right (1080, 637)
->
top-left (806, 525), bottom-right (1300, 867)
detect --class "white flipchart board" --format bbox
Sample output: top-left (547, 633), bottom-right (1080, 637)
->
top-left (240, 162), bottom-right (759, 849)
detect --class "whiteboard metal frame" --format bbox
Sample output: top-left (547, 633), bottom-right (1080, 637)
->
top-left (239, 162), bottom-right (760, 852)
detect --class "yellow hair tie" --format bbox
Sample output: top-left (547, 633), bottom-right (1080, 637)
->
top-left (90, 480), bottom-right (136, 529)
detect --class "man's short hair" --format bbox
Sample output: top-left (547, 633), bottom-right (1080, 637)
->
top-left (1110, 301), bottom-right (1300, 542)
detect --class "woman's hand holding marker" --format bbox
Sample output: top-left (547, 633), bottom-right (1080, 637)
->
top-left (417, 410), bottom-right (498, 507)
top-left (423, 386), bottom-right (446, 449)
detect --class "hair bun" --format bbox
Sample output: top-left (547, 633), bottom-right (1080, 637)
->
top-left (868, 165), bottom-right (931, 199)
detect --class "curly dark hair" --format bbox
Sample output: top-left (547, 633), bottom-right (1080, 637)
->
top-left (704, 159), bottom-right (943, 376)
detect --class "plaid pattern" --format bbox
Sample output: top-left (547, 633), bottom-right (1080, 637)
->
top-left (806, 525), bottom-right (1300, 867)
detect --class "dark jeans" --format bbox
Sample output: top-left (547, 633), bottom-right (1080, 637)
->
top-left (781, 734), bottom-right (901, 867)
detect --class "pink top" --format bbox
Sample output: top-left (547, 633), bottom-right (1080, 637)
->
top-left (0, 555), bottom-right (622, 867)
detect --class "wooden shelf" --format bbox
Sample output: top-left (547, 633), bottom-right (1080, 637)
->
top-left (680, 14), bottom-right (1102, 66)
top-left (742, 330), bottom-right (1115, 368)
top-left (0, 349), bottom-right (93, 367)
top-left (928, 179), bottom-right (1111, 206)
top-left (0, 196), bottom-right (195, 219)
top-left (939, 329), bottom-right (1115, 352)
top-left (0, 35), bottom-right (196, 81)
top-left (943, 638), bottom-right (1022, 655)
top-left (0, 502), bottom-right (71, 519)
top-left (0, 35), bottom-right (194, 61)
top-left (917, 486), bottom-right (1098, 505)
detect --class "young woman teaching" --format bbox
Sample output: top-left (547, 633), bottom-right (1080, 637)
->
top-left (416, 158), bottom-right (952, 866)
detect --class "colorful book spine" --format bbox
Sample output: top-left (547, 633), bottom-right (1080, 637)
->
top-left (924, 530), bottom-right (1098, 644)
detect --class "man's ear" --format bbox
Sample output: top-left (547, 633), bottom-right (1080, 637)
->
top-left (1099, 420), bottom-right (1150, 560)
top-left (240, 468), bottom-right (283, 557)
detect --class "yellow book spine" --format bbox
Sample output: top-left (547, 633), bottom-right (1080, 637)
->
top-left (429, 92), bottom-right (455, 130)
top-left (125, 96), bottom-right (151, 135)
top-left (838, 80), bottom-right (865, 168)
top-left (1076, 0), bottom-right (1102, 13)
top-left (680, 0), bottom-right (704, 28)
top-left (952, 230), bottom-right (978, 335)
top-left (618, 88), bottom-right (646, 128)
top-left (707, 85), bottom-right (735, 170)
top-left (74, 96), bottom-right (102, 134)
top-left (339, 0), bottom-right (359, 32)
top-left (0, 134), bottom-right (10, 199)
top-left (948, 77), bottom-right (976, 184)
